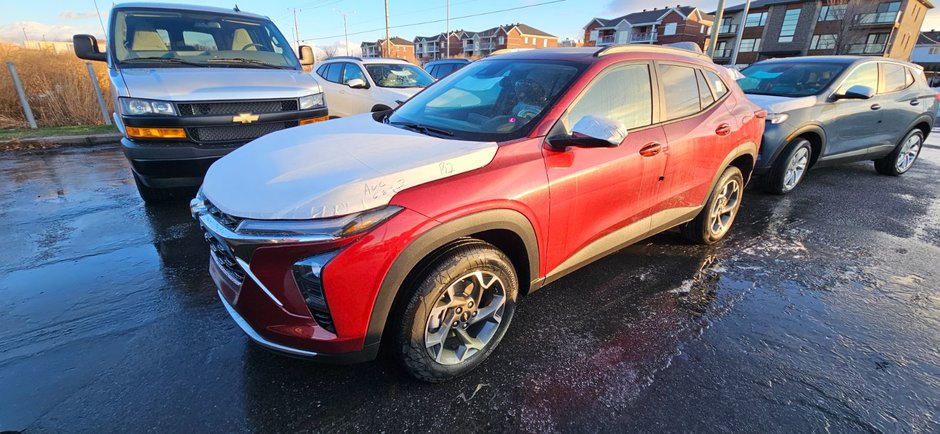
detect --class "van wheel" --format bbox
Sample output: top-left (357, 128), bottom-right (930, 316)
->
top-left (762, 138), bottom-right (812, 194)
top-left (682, 166), bottom-right (744, 245)
top-left (393, 242), bottom-right (518, 382)
top-left (875, 129), bottom-right (923, 176)
top-left (132, 173), bottom-right (175, 204)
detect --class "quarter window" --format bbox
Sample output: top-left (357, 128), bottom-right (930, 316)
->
top-left (704, 71), bottom-right (729, 99)
top-left (696, 70), bottom-right (716, 108)
top-left (837, 63), bottom-right (878, 94)
top-left (660, 64), bottom-right (702, 120)
top-left (562, 64), bottom-right (653, 134)
top-left (882, 63), bottom-right (911, 93)
top-left (779, 9), bottom-right (802, 43)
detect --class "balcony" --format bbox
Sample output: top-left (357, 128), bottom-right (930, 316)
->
top-left (598, 34), bottom-right (616, 45)
top-left (631, 33), bottom-right (657, 43)
top-left (846, 43), bottom-right (887, 55)
top-left (719, 24), bottom-right (738, 34)
top-left (853, 11), bottom-right (899, 26)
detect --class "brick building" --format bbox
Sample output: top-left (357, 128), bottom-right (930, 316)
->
top-left (713, 0), bottom-right (933, 66)
top-left (414, 23), bottom-right (557, 63)
top-left (583, 6), bottom-right (715, 50)
top-left (360, 37), bottom-right (417, 64)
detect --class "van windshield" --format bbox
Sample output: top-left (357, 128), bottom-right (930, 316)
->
top-left (112, 9), bottom-right (300, 70)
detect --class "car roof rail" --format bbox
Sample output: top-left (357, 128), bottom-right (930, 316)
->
top-left (594, 44), bottom-right (712, 62)
top-left (327, 56), bottom-right (363, 61)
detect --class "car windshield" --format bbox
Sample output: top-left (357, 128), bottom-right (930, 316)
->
top-left (365, 63), bottom-right (434, 88)
top-left (112, 9), bottom-right (300, 69)
top-left (738, 62), bottom-right (847, 97)
top-left (387, 59), bottom-right (583, 141)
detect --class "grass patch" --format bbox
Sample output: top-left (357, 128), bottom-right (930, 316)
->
top-left (0, 124), bottom-right (117, 141)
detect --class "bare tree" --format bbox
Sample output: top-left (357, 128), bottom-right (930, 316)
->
top-left (321, 45), bottom-right (339, 59)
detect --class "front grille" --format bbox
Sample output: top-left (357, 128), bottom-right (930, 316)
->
top-left (187, 122), bottom-right (296, 144)
top-left (177, 99), bottom-right (299, 116)
top-left (205, 200), bottom-right (242, 232)
top-left (207, 234), bottom-right (245, 284)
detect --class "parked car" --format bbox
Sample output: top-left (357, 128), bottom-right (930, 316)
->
top-left (191, 45), bottom-right (765, 382)
top-left (314, 57), bottom-right (434, 117)
top-left (424, 58), bottom-right (471, 79)
top-left (738, 56), bottom-right (937, 194)
top-left (73, 3), bottom-right (327, 203)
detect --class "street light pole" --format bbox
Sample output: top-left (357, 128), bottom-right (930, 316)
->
top-left (445, 0), bottom-right (450, 59)
top-left (384, 0), bottom-right (390, 58)
top-left (707, 0), bottom-right (727, 57)
top-left (729, 0), bottom-right (751, 66)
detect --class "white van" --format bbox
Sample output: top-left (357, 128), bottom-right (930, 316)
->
top-left (74, 3), bottom-right (327, 202)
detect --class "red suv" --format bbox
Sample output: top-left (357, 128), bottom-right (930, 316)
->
top-left (191, 46), bottom-right (765, 382)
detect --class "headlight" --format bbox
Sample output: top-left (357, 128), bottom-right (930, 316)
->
top-left (299, 93), bottom-right (325, 110)
top-left (120, 97), bottom-right (177, 116)
top-left (234, 206), bottom-right (402, 238)
top-left (766, 112), bottom-right (789, 125)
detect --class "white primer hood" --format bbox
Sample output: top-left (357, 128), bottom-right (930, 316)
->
top-left (745, 93), bottom-right (818, 113)
top-left (202, 115), bottom-right (498, 220)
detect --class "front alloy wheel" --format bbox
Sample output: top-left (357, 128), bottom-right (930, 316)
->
top-left (394, 241), bottom-right (518, 382)
top-left (875, 129), bottom-right (923, 176)
top-left (763, 138), bottom-right (813, 195)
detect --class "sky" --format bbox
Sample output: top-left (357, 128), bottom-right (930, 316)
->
top-left (4, 0), bottom-right (940, 55)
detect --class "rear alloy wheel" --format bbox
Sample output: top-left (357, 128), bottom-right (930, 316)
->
top-left (763, 138), bottom-right (812, 195)
top-left (393, 242), bottom-right (518, 382)
top-left (875, 129), bottom-right (923, 176)
top-left (682, 166), bottom-right (744, 245)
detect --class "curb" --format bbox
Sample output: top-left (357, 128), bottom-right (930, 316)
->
top-left (0, 133), bottom-right (123, 151)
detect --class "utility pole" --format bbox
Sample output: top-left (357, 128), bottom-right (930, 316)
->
top-left (21, 27), bottom-right (29, 44)
top-left (334, 9), bottom-right (351, 56)
top-left (384, 0), bottom-right (390, 58)
top-left (707, 0), bottom-right (726, 58)
top-left (292, 8), bottom-right (301, 48)
top-left (729, 0), bottom-right (751, 66)
top-left (92, 0), bottom-right (107, 38)
top-left (445, 0), bottom-right (450, 59)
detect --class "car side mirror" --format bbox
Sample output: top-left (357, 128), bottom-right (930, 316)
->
top-left (550, 115), bottom-right (626, 149)
top-left (836, 84), bottom-right (875, 100)
top-left (347, 78), bottom-right (368, 89)
top-left (73, 34), bottom-right (107, 62)
top-left (298, 45), bottom-right (315, 66)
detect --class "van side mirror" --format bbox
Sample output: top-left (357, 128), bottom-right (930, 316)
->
top-left (298, 45), bottom-right (315, 66)
top-left (549, 115), bottom-right (626, 149)
top-left (347, 78), bottom-right (368, 89)
top-left (73, 34), bottom-right (107, 62)
top-left (835, 84), bottom-right (875, 100)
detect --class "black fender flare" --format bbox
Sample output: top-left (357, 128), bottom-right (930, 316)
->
top-left (778, 124), bottom-right (828, 167)
top-left (903, 114), bottom-right (934, 140)
top-left (363, 209), bottom-right (540, 348)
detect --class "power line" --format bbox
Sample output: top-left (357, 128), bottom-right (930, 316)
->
top-left (300, 0), bottom-right (565, 42)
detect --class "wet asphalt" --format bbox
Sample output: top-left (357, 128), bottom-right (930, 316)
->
top-left (0, 138), bottom-right (938, 433)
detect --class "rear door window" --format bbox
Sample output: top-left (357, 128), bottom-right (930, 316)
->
top-left (882, 63), bottom-right (911, 93)
top-left (325, 63), bottom-right (343, 83)
top-left (659, 64), bottom-right (701, 120)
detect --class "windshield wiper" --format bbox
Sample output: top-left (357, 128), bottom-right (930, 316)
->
top-left (207, 58), bottom-right (285, 69)
top-left (390, 121), bottom-right (454, 137)
top-left (123, 57), bottom-right (210, 67)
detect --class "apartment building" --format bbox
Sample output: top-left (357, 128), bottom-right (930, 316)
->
top-left (360, 37), bottom-right (417, 64)
top-left (911, 30), bottom-right (940, 83)
top-left (583, 6), bottom-right (715, 50)
top-left (414, 23), bottom-right (557, 62)
top-left (713, 0), bottom-right (933, 66)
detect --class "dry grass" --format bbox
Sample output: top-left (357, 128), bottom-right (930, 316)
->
top-left (0, 43), bottom-right (112, 129)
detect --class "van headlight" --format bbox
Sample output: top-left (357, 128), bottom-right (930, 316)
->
top-left (234, 206), bottom-right (403, 239)
top-left (766, 113), bottom-right (789, 125)
top-left (299, 93), bottom-right (325, 110)
top-left (119, 97), bottom-right (177, 116)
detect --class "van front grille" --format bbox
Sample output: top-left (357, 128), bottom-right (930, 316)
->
top-left (187, 122), bottom-right (296, 144)
top-left (177, 99), bottom-right (299, 116)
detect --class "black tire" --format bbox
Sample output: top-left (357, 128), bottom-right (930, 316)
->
top-left (874, 129), bottom-right (923, 176)
top-left (132, 172), bottom-right (175, 204)
top-left (681, 166), bottom-right (745, 245)
top-left (393, 241), bottom-right (518, 383)
top-left (761, 138), bottom-right (813, 195)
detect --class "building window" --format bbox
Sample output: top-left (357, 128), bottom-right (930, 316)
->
top-left (499, 36), bottom-right (505, 45)
top-left (745, 11), bottom-right (768, 27)
top-left (739, 38), bottom-right (761, 52)
top-left (930, 47), bottom-right (939, 54)
top-left (778, 8), bottom-right (801, 43)
top-left (664, 22), bottom-right (677, 36)
top-left (525, 36), bottom-right (529, 44)
top-left (543, 39), bottom-right (548, 47)
top-left (589, 30), bottom-right (597, 41)
top-left (877, 2), bottom-right (901, 13)
top-left (818, 5), bottom-right (846, 21)
top-left (810, 34), bottom-right (837, 50)
top-left (701, 24), bottom-right (705, 33)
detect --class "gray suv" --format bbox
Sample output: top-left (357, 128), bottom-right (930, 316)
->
top-left (739, 56), bottom-right (937, 194)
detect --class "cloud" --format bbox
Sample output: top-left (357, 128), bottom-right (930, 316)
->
top-left (59, 10), bottom-right (102, 20)
top-left (0, 21), bottom-right (103, 43)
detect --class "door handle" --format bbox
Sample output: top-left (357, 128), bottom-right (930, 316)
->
top-left (715, 123), bottom-right (732, 136)
top-left (639, 142), bottom-right (662, 157)
top-left (910, 99), bottom-right (920, 106)
top-left (870, 104), bottom-right (881, 110)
